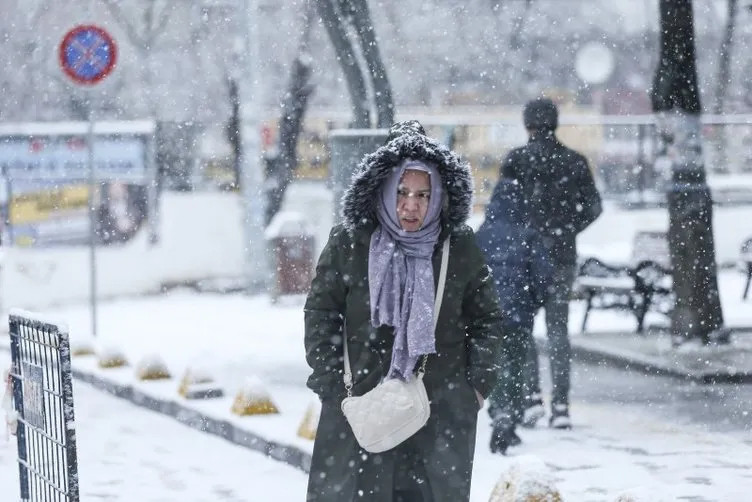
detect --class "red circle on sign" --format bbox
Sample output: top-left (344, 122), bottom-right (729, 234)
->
top-left (59, 25), bottom-right (118, 85)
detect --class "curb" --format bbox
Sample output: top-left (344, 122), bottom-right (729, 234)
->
top-left (537, 337), bottom-right (752, 384)
top-left (69, 367), bottom-right (312, 473)
top-left (570, 343), bottom-right (752, 384)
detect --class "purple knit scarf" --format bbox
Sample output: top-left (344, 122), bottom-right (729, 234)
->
top-left (369, 159), bottom-right (443, 381)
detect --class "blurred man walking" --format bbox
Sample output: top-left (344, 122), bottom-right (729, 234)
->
top-left (501, 98), bottom-right (602, 429)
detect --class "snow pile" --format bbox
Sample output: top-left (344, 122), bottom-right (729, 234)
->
top-left (231, 376), bottom-right (279, 416)
top-left (296, 399), bottom-right (321, 440)
top-left (264, 210), bottom-right (313, 239)
top-left (135, 354), bottom-right (171, 381)
top-left (488, 455), bottom-right (561, 502)
top-left (97, 345), bottom-right (129, 368)
top-left (177, 367), bottom-right (224, 400)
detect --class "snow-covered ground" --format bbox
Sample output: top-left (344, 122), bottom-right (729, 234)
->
top-left (0, 197), bottom-right (751, 500)
top-left (2, 362), bottom-right (751, 501)
top-left (576, 200), bottom-right (752, 266)
top-left (2, 283), bottom-right (752, 501)
top-left (0, 377), bottom-right (308, 501)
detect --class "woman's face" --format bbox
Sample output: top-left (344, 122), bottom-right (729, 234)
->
top-left (397, 169), bottom-right (431, 232)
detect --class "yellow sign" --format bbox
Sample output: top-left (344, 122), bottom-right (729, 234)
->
top-left (10, 185), bottom-right (89, 224)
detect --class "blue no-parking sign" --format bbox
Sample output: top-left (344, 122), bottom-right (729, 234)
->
top-left (59, 25), bottom-right (117, 85)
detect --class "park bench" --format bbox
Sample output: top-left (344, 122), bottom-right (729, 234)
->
top-left (574, 231), bottom-right (674, 333)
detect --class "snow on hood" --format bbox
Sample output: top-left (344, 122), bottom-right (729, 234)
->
top-left (341, 121), bottom-right (474, 232)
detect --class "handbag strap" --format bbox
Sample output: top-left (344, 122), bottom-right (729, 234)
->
top-left (344, 237), bottom-right (451, 395)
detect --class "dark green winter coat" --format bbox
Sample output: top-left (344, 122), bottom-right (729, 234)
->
top-left (304, 122), bottom-right (503, 501)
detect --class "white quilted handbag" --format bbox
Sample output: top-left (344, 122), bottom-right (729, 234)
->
top-left (341, 238), bottom-right (449, 453)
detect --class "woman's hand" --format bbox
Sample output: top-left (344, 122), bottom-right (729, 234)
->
top-left (474, 389), bottom-right (484, 409)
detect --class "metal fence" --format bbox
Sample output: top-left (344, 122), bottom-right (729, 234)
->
top-left (8, 312), bottom-right (79, 502)
top-left (380, 113), bottom-right (752, 208)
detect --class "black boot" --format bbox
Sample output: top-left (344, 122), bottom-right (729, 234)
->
top-left (520, 394), bottom-right (545, 428)
top-left (489, 423), bottom-right (521, 455)
top-left (549, 403), bottom-right (572, 429)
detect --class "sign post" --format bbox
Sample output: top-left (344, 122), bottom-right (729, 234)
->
top-left (59, 25), bottom-right (118, 338)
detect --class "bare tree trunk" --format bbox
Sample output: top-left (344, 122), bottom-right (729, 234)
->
top-left (348, 0), bottom-right (394, 127)
top-left (102, 0), bottom-right (174, 118)
top-left (264, 1), bottom-right (316, 224)
top-left (315, 0), bottom-right (370, 128)
top-left (509, 0), bottom-right (533, 50)
top-left (712, 0), bottom-right (737, 173)
top-left (226, 77), bottom-right (241, 191)
top-left (651, 0), bottom-right (725, 345)
top-left (714, 0), bottom-right (738, 107)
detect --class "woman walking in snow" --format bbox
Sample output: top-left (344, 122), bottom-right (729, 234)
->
top-left (304, 120), bottom-right (504, 501)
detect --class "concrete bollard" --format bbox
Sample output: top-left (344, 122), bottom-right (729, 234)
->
top-left (135, 354), bottom-right (171, 380)
top-left (231, 376), bottom-right (279, 416)
top-left (71, 337), bottom-right (95, 357)
top-left (178, 368), bottom-right (224, 399)
top-left (97, 346), bottom-right (128, 368)
top-left (296, 399), bottom-right (321, 440)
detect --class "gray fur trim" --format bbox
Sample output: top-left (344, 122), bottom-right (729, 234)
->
top-left (341, 132), bottom-right (474, 232)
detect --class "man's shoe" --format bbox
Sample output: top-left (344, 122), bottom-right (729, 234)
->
top-left (520, 395), bottom-right (545, 428)
top-left (549, 403), bottom-right (571, 429)
top-left (490, 424), bottom-right (522, 455)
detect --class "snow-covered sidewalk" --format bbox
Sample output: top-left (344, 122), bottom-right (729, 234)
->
top-left (2, 290), bottom-right (752, 500)
top-left (0, 377), bottom-right (308, 501)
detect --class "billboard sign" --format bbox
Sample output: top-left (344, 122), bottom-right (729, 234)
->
top-left (0, 131), bottom-right (153, 247)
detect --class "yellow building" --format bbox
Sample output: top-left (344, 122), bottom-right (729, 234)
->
top-left (288, 105), bottom-right (603, 214)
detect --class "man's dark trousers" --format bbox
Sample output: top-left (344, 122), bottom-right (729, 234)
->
top-left (543, 264), bottom-right (576, 407)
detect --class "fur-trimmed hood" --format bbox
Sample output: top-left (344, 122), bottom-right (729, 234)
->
top-left (341, 121), bottom-right (474, 232)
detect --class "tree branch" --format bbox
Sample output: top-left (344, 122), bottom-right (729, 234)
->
top-left (151, 0), bottom-right (175, 42)
top-left (315, 0), bottom-right (370, 128)
top-left (713, 0), bottom-right (737, 114)
top-left (348, 0), bottom-right (394, 127)
top-left (102, 0), bottom-right (147, 48)
top-left (264, 5), bottom-right (316, 223)
top-left (509, 0), bottom-right (533, 50)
